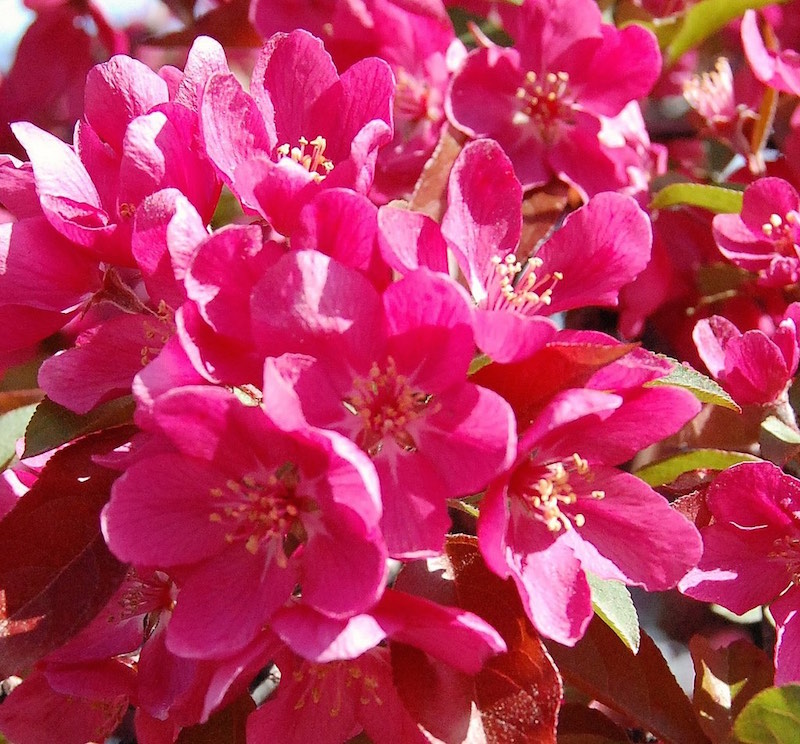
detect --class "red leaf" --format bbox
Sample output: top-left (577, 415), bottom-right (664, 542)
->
top-left (175, 692), bottom-right (254, 744)
top-left (689, 635), bottom-right (774, 743)
top-left (545, 615), bottom-right (711, 744)
top-left (409, 124), bottom-right (467, 222)
top-left (518, 181), bottom-right (570, 259)
top-left (445, 535), bottom-right (563, 744)
top-left (556, 702), bottom-right (630, 743)
top-left (471, 342), bottom-right (635, 430)
top-left (0, 427), bottom-right (133, 676)
top-left (146, 0), bottom-right (262, 48)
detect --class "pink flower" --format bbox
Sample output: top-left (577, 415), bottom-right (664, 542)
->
top-left (693, 306), bottom-right (800, 407)
top-left (102, 386), bottom-right (388, 658)
top-left (257, 250), bottom-right (516, 556)
top-left (445, 0), bottom-right (661, 196)
top-left (479, 387), bottom-right (703, 645)
top-left (439, 139), bottom-right (652, 363)
top-left (713, 177), bottom-right (800, 286)
top-left (199, 30), bottom-right (394, 234)
top-left (247, 589), bottom-right (504, 744)
top-left (679, 461), bottom-right (800, 684)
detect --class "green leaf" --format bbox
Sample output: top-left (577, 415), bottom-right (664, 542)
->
top-left (761, 416), bottom-right (800, 444)
top-left (634, 449), bottom-right (760, 487)
top-left (663, 0), bottom-right (790, 66)
top-left (733, 684), bottom-right (800, 743)
top-left (650, 183), bottom-right (743, 214)
top-left (646, 356), bottom-right (741, 412)
top-left (0, 403), bottom-right (37, 469)
top-left (468, 353), bottom-right (492, 376)
top-left (23, 396), bottom-right (135, 459)
top-left (587, 573), bottom-right (640, 654)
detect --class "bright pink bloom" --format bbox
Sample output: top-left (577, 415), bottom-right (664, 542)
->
top-left (713, 177), bottom-right (800, 286)
top-left (247, 589), bottom-right (504, 744)
top-left (479, 387), bottom-right (703, 645)
top-left (679, 461), bottom-right (800, 684)
top-left (36, 189), bottom-right (204, 413)
top-left (102, 386), bottom-right (388, 658)
top-left (257, 251), bottom-right (516, 556)
top-left (446, 0), bottom-right (661, 196)
top-left (199, 30), bottom-right (394, 234)
top-left (693, 306), bottom-right (800, 407)
top-left (249, 0), bottom-right (450, 71)
top-left (439, 139), bottom-right (652, 363)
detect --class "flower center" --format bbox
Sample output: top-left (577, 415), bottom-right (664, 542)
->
top-left (488, 253), bottom-right (563, 315)
top-left (291, 660), bottom-right (383, 716)
top-left (395, 67), bottom-right (437, 123)
top-left (276, 135), bottom-right (334, 182)
top-left (514, 71), bottom-right (573, 144)
top-left (108, 569), bottom-right (175, 625)
top-left (140, 300), bottom-right (176, 367)
top-left (684, 57), bottom-right (736, 123)
top-left (761, 211), bottom-right (800, 257)
top-left (518, 453), bottom-right (605, 532)
top-left (770, 533), bottom-right (800, 585)
top-left (343, 356), bottom-right (437, 457)
top-left (208, 463), bottom-right (305, 560)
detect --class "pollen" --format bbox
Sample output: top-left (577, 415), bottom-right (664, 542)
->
top-left (343, 356), bottom-right (438, 457)
top-left (760, 210), bottom-right (800, 255)
top-left (683, 57), bottom-right (736, 122)
top-left (519, 453), bottom-right (604, 532)
top-left (276, 135), bottom-right (334, 182)
top-left (207, 463), bottom-right (305, 561)
top-left (770, 534), bottom-right (800, 584)
top-left (488, 253), bottom-right (563, 315)
top-left (514, 70), bottom-right (572, 143)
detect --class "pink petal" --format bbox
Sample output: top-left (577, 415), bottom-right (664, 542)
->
top-left (250, 30), bottom-right (339, 147)
top-left (199, 73), bottom-right (273, 188)
top-left (441, 138), bottom-right (522, 302)
top-left (771, 586), bottom-right (800, 685)
top-left (11, 122), bottom-right (113, 250)
top-left (377, 206), bottom-right (449, 275)
top-left (565, 468), bottom-right (702, 590)
top-left (84, 55), bottom-right (169, 154)
top-left (166, 550), bottom-right (298, 658)
top-left (536, 192), bottom-right (652, 313)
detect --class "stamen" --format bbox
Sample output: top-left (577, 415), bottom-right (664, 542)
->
top-left (343, 356), bottom-right (438, 457)
top-left (488, 253), bottom-right (563, 315)
top-left (276, 135), bottom-right (334, 182)
top-left (207, 464), bottom-right (305, 562)
top-left (514, 69), bottom-right (572, 143)
top-left (519, 454), bottom-right (604, 532)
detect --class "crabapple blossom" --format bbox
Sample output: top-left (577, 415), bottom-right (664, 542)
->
top-left (446, 0), bottom-right (661, 196)
top-left (102, 386), bottom-right (388, 658)
top-left (478, 385), bottom-right (703, 644)
top-left (713, 177), bottom-right (800, 286)
top-left (679, 462), bottom-right (800, 684)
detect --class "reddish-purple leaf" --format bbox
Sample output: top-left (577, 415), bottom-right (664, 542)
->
top-left (0, 427), bottom-right (133, 676)
top-left (690, 635), bottom-right (774, 743)
top-left (472, 342), bottom-right (635, 430)
top-left (545, 615), bottom-right (710, 744)
top-left (557, 702), bottom-right (630, 743)
top-left (147, 0), bottom-right (262, 48)
top-left (409, 124), bottom-right (466, 223)
top-left (445, 535), bottom-right (563, 744)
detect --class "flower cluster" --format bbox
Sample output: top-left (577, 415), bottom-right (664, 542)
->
top-left (4, 0), bottom-right (800, 741)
